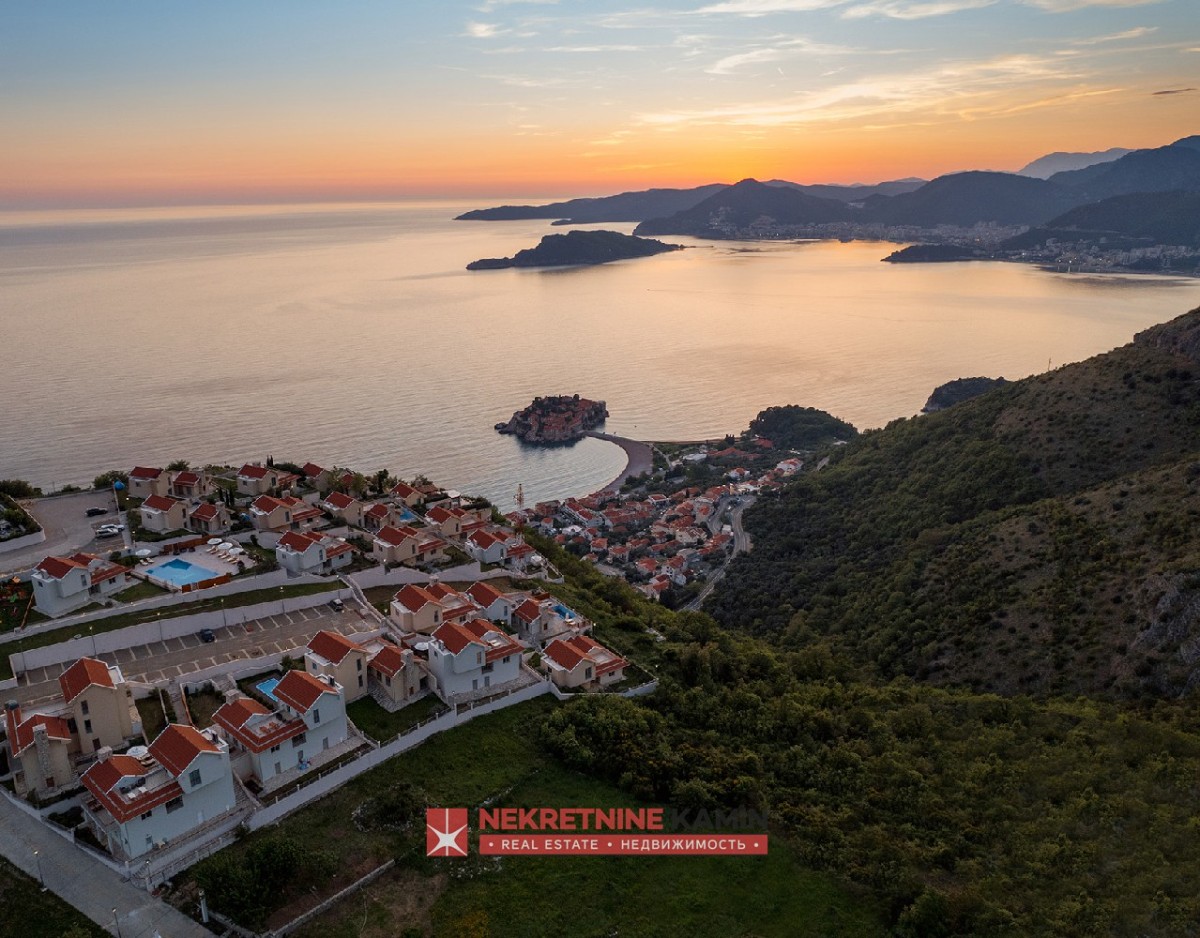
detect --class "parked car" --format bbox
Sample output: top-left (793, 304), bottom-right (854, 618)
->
top-left (86, 507), bottom-right (108, 516)
top-left (199, 628), bottom-right (216, 643)
top-left (329, 598), bottom-right (345, 611)
top-left (95, 529), bottom-right (120, 539)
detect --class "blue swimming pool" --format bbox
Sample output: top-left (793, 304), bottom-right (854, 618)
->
top-left (257, 677), bottom-right (281, 702)
top-left (147, 557), bottom-right (220, 587)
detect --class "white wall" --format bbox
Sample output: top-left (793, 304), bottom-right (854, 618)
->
top-left (0, 529), bottom-right (46, 555)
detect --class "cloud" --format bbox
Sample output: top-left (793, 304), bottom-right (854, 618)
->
top-left (465, 21), bottom-right (501, 38)
top-left (706, 36), bottom-right (857, 74)
top-left (545, 44), bottom-right (646, 52)
top-left (694, 0), bottom-right (850, 13)
top-left (475, 0), bottom-right (557, 9)
top-left (842, 0), bottom-right (994, 18)
top-left (1069, 26), bottom-right (1157, 44)
top-left (1152, 87), bottom-right (1197, 95)
top-left (1020, 0), bottom-right (1166, 11)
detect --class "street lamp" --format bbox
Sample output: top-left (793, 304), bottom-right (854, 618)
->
top-left (279, 586), bottom-right (285, 617)
top-left (112, 907), bottom-right (122, 938)
top-left (33, 848), bottom-right (44, 890)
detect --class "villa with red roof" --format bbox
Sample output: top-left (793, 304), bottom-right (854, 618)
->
top-left (60, 656), bottom-right (138, 753)
top-left (127, 466), bottom-right (168, 500)
top-left (388, 480), bottom-right (424, 508)
top-left (31, 552), bottom-right (130, 618)
top-left (425, 504), bottom-right (468, 538)
top-left (372, 525), bottom-right (446, 567)
top-left (304, 629), bottom-right (370, 701)
top-left (464, 528), bottom-right (516, 565)
top-left (389, 583), bottom-right (448, 632)
top-left (236, 463), bottom-right (279, 496)
top-left (4, 701), bottom-right (73, 796)
top-left (301, 462), bottom-right (332, 492)
top-left (427, 619), bottom-right (524, 701)
top-left (542, 635), bottom-right (628, 690)
top-left (169, 469), bottom-right (211, 500)
top-left (361, 502), bottom-right (394, 531)
top-left (465, 581), bottom-right (516, 622)
top-left (275, 530), bottom-right (354, 577)
top-left (367, 643), bottom-right (427, 709)
top-left (249, 494), bottom-right (322, 532)
top-left (213, 696), bottom-right (306, 786)
top-left (80, 724), bottom-right (236, 860)
top-left (139, 494), bottom-right (187, 533)
top-left (320, 491), bottom-right (365, 527)
top-left (186, 500), bottom-right (232, 536)
top-left (269, 670), bottom-right (349, 765)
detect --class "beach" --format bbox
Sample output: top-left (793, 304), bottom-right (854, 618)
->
top-left (587, 432), bottom-right (655, 494)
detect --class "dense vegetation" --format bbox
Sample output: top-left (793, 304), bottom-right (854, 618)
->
top-left (708, 308), bottom-right (1200, 698)
top-left (748, 405), bottom-right (858, 450)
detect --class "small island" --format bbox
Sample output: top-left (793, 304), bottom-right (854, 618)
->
top-left (467, 229), bottom-right (683, 270)
top-left (496, 395), bottom-right (609, 444)
top-left (883, 244), bottom-right (986, 264)
top-left (922, 376), bottom-right (1009, 413)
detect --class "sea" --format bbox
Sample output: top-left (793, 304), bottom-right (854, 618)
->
top-left (2, 200), bottom-right (1197, 510)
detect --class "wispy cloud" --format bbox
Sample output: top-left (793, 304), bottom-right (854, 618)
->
top-left (1070, 26), bottom-right (1157, 44)
top-left (842, 0), bottom-right (994, 18)
top-left (1020, 0), bottom-right (1167, 11)
top-left (1152, 87), bottom-right (1196, 95)
top-left (545, 44), bottom-right (646, 52)
top-left (695, 0), bottom-right (849, 13)
top-left (465, 21), bottom-right (501, 38)
top-left (706, 36), bottom-right (857, 74)
top-left (475, 0), bottom-right (558, 10)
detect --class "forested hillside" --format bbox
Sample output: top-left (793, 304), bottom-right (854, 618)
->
top-left (706, 307), bottom-right (1200, 698)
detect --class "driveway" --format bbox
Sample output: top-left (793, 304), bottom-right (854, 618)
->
top-left (0, 489), bottom-right (126, 575)
top-left (14, 600), bottom-right (371, 707)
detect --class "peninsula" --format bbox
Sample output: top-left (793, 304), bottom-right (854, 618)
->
top-left (466, 229), bottom-right (682, 270)
top-left (496, 395), bottom-right (609, 443)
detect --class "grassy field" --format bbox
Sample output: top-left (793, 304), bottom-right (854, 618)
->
top-left (346, 694), bottom-right (447, 742)
top-left (0, 856), bottom-right (106, 938)
top-left (184, 686), bottom-right (224, 728)
top-left (112, 579), bottom-right (168, 603)
top-left (181, 698), bottom-right (879, 936)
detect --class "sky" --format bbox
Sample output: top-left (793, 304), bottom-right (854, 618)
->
top-left (1, 0), bottom-right (1197, 207)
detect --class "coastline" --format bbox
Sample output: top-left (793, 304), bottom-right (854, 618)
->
top-left (586, 432), bottom-right (655, 495)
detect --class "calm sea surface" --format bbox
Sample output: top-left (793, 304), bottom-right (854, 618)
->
top-left (2, 201), bottom-right (1197, 508)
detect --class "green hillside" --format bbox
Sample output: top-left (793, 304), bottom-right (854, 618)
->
top-left (706, 306), bottom-right (1200, 698)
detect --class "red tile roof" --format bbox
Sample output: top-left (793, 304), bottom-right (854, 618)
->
top-left (213, 698), bottom-right (305, 754)
top-left (59, 657), bottom-right (115, 703)
top-left (433, 621), bottom-right (484, 656)
top-left (64, 552), bottom-right (126, 586)
top-left (375, 525), bottom-right (419, 547)
top-left (466, 582), bottom-right (505, 608)
top-left (278, 531), bottom-right (321, 553)
top-left (81, 754), bottom-right (183, 824)
top-left (543, 638), bottom-right (587, 670)
top-left (389, 481), bottom-right (418, 498)
top-left (5, 706), bottom-right (72, 755)
top-left (324, 492), bottom-right (357, 510)
top-left (393, 583), bottom-right (439, 611)
top-left (368, 643), bottom-right (406, 678)
top-left (148, 724), bottom-right (220, 778)
top-left (172, 471), bottom-right (201, 486)
top-left (425, 582), bottom-right (459, 601)
top-left (129, 466), bottom-right (163, 480)
top-left (238, 464), bottom-right (271, 479)
top-left (35, 555), bottom-right (85, 580)
top-left (274, 670), bottom-right (338, 714)
top-left (189, 502), bottom-right (220, 522)
top-left (251, 495), bottom-right (284, 513)
top-left (364, 503), bottom-right (390, 519)
top-left (512, 598), bottom-right (542, 624)
top-left (461, 619), bottom-right (522, 662)
top-left (142, 494), bottom-right (181, 512)
top-left (302, 462), bottom-right (327, 478)
top-left (307, 630), bottom-right (364, 665)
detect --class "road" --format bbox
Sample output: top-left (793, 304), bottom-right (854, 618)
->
top-left (14, 600), bottom-right (370, 707)
top-left (0, 489), bottom-right (127, 576)
top-left (685, 496), bottom-right (755, 612)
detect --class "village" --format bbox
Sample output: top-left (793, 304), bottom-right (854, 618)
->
top-left (0, 430), bottom-right (803, 927)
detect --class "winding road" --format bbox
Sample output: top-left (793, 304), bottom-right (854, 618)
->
top-left (686, 495), bottom-right (754, 611)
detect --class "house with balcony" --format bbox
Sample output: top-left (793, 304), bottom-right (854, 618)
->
top-left (371, 525), bottom-right (446, 567)
top-left (320, 491), bottom-right (364, 527)
top-left (31, 553), bottom-right (130, 618)
top-left (249, 494), bottom-right (322, 533)
top-left (542, 635), bottom-right (628, 690)
top-left (127, 466), bottom-right (168, 500)
top-left (304, 630), bottom-right (370, 701)
top-left (186, 501), bottom-right (232, 536)
top-left (169, 470), bottom-right (211, 500)
top-left (139, 495), bottom-right (187, 534)
top-left (270, 670), bottom-right (349, 766)
top-left (212, 696), bottom-right (306, 789)
top-left (236, 463), bottom-right (279, 496)
top-left (427, 619), bottom-right (523, 702)
top-left (274, 530), bottom-right (354, 577)
top-left (80, 724), bottom-right (237, 860)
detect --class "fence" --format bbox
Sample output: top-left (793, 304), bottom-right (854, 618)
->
top-left (345, 561), bottom-right (510, 592)
top-left (267, 859), bottom-right (395, 937)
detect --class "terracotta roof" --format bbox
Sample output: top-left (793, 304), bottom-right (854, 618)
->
top-left (393, 583), bottom-right (439, 611)
top-left (65, 553), bottom-right (126, 586)
top-left (129, 466), bottom-right (163, 479)
top-left (425, 582), bottom-right (458, 601)
top-left (35, 555), bottom-right (86, 580)
top-left (466, 582), bottom-right (505, 608)
top-left (427, 505), bottom-right (466, 524)
top-left (324, 492), bottom-right (357, 510)
top-left (172, 471), bottom-right (201, 486)
top-left (238, 464), bottom-right (271, 479)
top-left (302, 462), bottom-right (326, 478)
top-left (307, 630), bottom-right (364, 665)
top-left (368, 643), bottom-right (406, 678)
top-left (274, 670), bottom-right (338, 714)
top-left (213, 698), bottom-right (304, 754)
top-left (389, 481), bottom-right (418, 498)
top-left (433, 621), bottom-right (484, 656)
top-left (5, 706), bottom-right (72, 755)
top-left (189, 502), bottom-right (220, 522)
top-left (326, 540), bottom-right (354, 558)
top-left (364, 503), bottom-right (389, 519)
top-left (512, 598), bottom-right (542, 624)
top-left (375, 525), bottom-right (418, 547)
top-left (461, 619), bottom-right (522, 662)
top-left (148, 724), bottom-right (220, 778)
top-left (59, 657), bottom-right (116, 703)
top-left (543, 638), bottom-right (588, 671)
top-left (81, 754), bottom-right (183, 824)
top-left (278, 531), bottom-right (321, 553)
top-left (251, 495), bottom-right (283, 513)
top-left (142, 494), bottom-right (181, 512)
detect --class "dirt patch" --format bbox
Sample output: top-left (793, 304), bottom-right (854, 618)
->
top-left (293, 868), bottom-right (448, 938)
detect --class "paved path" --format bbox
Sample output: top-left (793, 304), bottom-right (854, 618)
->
top-left (686, 496), bottom-right (755, 612)
top-left (0, 489), bottom-right (125, 576)
top-left (587, 432), bottom-right (655, 494)
top-left (0, 791), bottom-right (210, 938)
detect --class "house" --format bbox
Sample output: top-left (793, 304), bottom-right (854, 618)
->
top-left (388, 481), bottom-right (424, 508)
top-left (304, 630), bottom-right (370, 702)
top-left (4, 702), bottom-right (74, 796)
top-left (249, 494), bottom-right (322, 532)
top-left (389, 583), bottom-right (446, 633)
top-left (236, 463), bottom-right (279, 496)
top-left (361, 503), bottom-right (393, 532)
top-left (275, 531), bottom-right (354, 577)
top-left (139, 495), bottom-right (187, 534)
top-left (31, 553), bottom-right (130, 618)
top-left (367, 643), bottom-right (426, 709)
top-left (186, 501), bottom-right (231, 536)
top-left (465, 581), bottom-right (515, 622)
top-left (213, 696), bottom-right (306, 788)
top-left (464, 528), bottom-right (512, 565)
top-left (60, 657), bottom-right (138, 754)
top-left (371, 525), bottom-right (446, 566)
top-left (271, 670), bottom-right (349, 763)
top-left (511, 597), bottom-right (551, 643)
top-left (301, 462), bottom-right (332, 493)
top-left (425, 504), bottom-right (468, 538)
top-left (80, 725), bottom-right (236, 860)
top-left (320, 491), bottom-right (364, 527)
top-left (542, 635), bottom-right (628, 690)
top-left (427, 619), bottom-right (523, 701)
top-left (423, 582), bottom-right (481, 623)
top-left (128, 466), bottom-right (168, 500)
top-left (169, 470), bottom-right (210, 500)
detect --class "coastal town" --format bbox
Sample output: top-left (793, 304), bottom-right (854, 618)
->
top-left (0, 409), bottom-right (818, 935)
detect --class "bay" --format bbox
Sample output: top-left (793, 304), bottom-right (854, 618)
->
top-left (1, 201), bottom-right (1196, 508)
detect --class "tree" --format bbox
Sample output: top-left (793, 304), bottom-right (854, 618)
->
top-left (93, 470), bottom-right (128, 490)
top-left (0, 480), bottom-right (43, 498)
top-left (166, 460), bottom-right (190, 472)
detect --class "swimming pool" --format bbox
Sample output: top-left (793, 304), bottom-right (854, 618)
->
top-left (146, 557), bottom-right (220, 587)
top-left (257, 677), bottom-right (281, 702)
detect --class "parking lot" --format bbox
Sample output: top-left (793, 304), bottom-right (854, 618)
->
top-left (14, 600), bottom-right (374, 707)
top-left (0, 489), bottom-right (126, 575)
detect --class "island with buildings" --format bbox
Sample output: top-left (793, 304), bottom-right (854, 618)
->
top-left (495, 395), bottom-right (609, 444)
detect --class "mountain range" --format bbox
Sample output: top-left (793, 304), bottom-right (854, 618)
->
top-left (1017, 147), bottom-right (1132, 179)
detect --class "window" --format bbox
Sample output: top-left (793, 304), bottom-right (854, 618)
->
top-left (293, 732), bottom-right (307, 747)
top-left (313, 709), bottom-right (321, 724)
top-left (270, 744), bottom-right (280, 753)
top-left (188, 768), bottom-right (202, 788)
top-left (80, 700), bottom-right (89, 716)
top-left (357, 675), bottom-right (363, 688)
top-left (165, 797), bottom-right (184, 814)
top-left (356, 659), bottom-right (363, 671)
top-left (83, 719), bottom-right (92, 734)
top-left (385, 675), bottom-right (391, 687)
top-left (140, 810), bottom-right (153, 821)
top-left (585, 667), bottom-right (593, 680)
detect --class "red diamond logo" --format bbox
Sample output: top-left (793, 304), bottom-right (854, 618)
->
top-left (426, 807), bottom-right (469, 857)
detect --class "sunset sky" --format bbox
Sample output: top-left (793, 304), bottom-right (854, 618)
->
top-left (2, 0), bottom-right (1197, 207)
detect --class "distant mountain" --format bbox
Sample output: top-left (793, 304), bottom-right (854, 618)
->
top-left (763, 177), bottom-right (927, 201)
top-left (466, 229), bottom-right (683, 270)
top-left (1004, 191), bottom-right (1200, 250)
top-left (1172, 134), bottom-right (1200, 152)
top-left (863, 171), bottom-right (1078, 227)
top-left (1047, 144), bottom-right (1200, 201)
top-left (1018, 148), bottom-right (1131, 179)
top-left (632, 178), bottom-right (852, 237)
top-left (455, 185), bottom-right (727, 223)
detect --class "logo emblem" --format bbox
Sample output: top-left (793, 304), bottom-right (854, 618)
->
top-left (426, 807), bottom-right (469, 857)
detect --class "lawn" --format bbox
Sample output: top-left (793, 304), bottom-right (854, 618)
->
top-left (0, 581), bottom-right (40, 633)
top-left (0, 856), bottom-right (106, 938)
top-left (347, 695), bottom-right (447, 743)
top-left (113, 580), bottom-right (168, 603)
top-left (180, 698), bottom-right (881, 937)
top-left (184, 686), bottom-right (224, 728)
top-left (0, 581), bottom-right (337, 679)
top-left (135, 693), bottom-right (175, 742)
